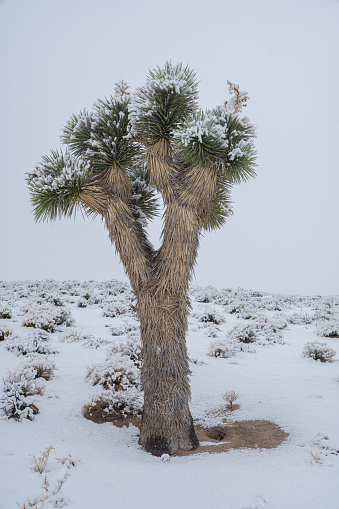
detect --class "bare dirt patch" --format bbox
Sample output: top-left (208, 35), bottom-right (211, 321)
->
top-left (174, 420), bottom-right (288, 456)
top-left (85, 409), bottom-right (288, 455)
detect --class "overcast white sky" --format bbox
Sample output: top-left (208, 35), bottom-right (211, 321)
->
top-left (0, 0), bottom-right (338, 295)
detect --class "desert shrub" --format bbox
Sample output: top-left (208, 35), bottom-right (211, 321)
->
top-left (110, 323), bottom-right (137, 336)
top-left (208, 340), bottom-right (232, 358)
top-left (86, 352), bottom-right (140, 390)
top-left (224, 299), bottom-right (249, 315)
top-left (85, 349), bottom-right (143, 419)
top-left (85, 385), bottom-right (143, 419)
top-left (208, 338), bottom-right (256, 358)
top-left (28, 358), bottom-right (56, 380)
top-left (250, 316), bottom-right (287, 345)
top-left (1, 368), bottom-right (42, 421)
top-left (81, 335), bottom-right (110, 349)
top-left (0, 306), bottom-right (12, 319)
top-left (195, 308), bottom-right (225, 325)
top-left (222, 390), bottom-right (239, 408)
top-left (191, 285), bottom-right (222, 303)
top-left (77, 297), bottom-right (88, 308)
top-left (0, 357), bottom-right (56, 421)
top-left (302, 341), bottom-right (336, 362)
top-left (107, 332), bottom-right (142, 368)
top-left (5, 331), bottom-right (58, 356)
top-left (36, 293), bottom-right (65, 307)
top-left (287, 312), bottom-right (313, 325)
top-left (227, 323), bottom-right (257, 343)
top-left (22, 304), bottom-right (73, 332)
top-left (317, 320), bottom-right (339, 338)
top-left (0, 325), bottom-right (12, 341)
top-left (203, 325), bottom-right (219, 338)
top-left (102, 301), bottom-right (129, 318)
top-left (59, 328), bottom-right (81, 342)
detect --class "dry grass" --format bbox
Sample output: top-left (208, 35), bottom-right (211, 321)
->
top-left (30, 446), bottom-right (55, 474)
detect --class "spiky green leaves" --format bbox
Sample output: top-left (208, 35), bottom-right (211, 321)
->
top-left (203, 184), bottom-right (233, 231)
top-left (132, 62), bottom-right (198, 143)
top-left (62, 97), bottom-right (135, 173)
top-left (175, 111), bottom-right (226, 167)
top-left (212, 107), bottom-right (257, 183)
top-left (27, 150), bottom-right (91, 222)
top-left (130, 167), bottom-right (160, 221)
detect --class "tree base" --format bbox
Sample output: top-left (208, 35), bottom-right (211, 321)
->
top-left (139, 418), bottom-right (199, 456)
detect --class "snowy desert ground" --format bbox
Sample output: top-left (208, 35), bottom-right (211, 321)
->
top-left (0, 279), bottom-right (339, 509)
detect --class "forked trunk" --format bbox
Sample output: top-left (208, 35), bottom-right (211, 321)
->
top-left (137, 290), bottom-right (199, 455)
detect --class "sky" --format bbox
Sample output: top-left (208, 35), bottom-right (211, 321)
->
top-left (0, 0), bottom-right (338, 295)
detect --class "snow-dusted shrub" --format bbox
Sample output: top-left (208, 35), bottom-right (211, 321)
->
top-left (208, 338), bottom-right (256, 358)
top-left (85, 385), bottom-right (143, 419)
top-left (59, 328), bottom-right (81, 342)
top-left (227, 323), bottom-right (257, 343)
top-left (85, 351), bottom-right (143, 419)
top-left (316, 320), bottom-right (339, 338)
top-left (110, 323), bottom-right (137, 336)
top-left (192, 285), bottom-right (220, 303)
top-left (313, 307), bottom-right (335, 322)
top-left (302, 342), bottom-right (336, 362)
top-left (208, 340), bottom-right (232, 358)
top-left (1, 368), bottom-right (42, 421)
top-left (105, 279), bottom-right (130, 296)
top-left (79, 292), bottom-right (101, 306)
top-left (107, 332), bottom-right (142, 368)
top-left (195, 309), bottom-right (225, 325)
top-left (0, 357), bottom-right (56, 421)
top-left (203, 325), bottom-right (219, 338)
top-left (224, 299), bottom-right (248, 316)
top-left (86, 352), bottom-right (140, 390)
top-left (81, 335), bottom-right (110, 349)
top-left (22, 304), bottom-right (73, 332)
top-left (5, 331), bottom-right (58, 356)
top-left (77, 297), bottom-right (88, 308)
top-left (102, 301), bottom-right (129, 318)
top-left (36, 292), bottom-right (65, 307)
top-left (250, 315), bottom-right (287, 345)
top-left (0, 306), bottom-right (12, 319)
top-left (0, 325), bottom-right (12, 341)
top-left (28, 357), bottom-right (56, 381)
top-left (287, 312), bottom-right (313, 325)
top-left (253, 314), bottom-right (288, 331)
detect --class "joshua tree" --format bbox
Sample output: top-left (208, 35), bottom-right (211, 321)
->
top-left (27, 62), bottom-right (256, 455)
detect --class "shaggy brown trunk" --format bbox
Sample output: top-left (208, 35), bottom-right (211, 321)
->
top-left (137, 290), bottom-right (199, 455)
top-left (137, 200), bottom-right (203, 455)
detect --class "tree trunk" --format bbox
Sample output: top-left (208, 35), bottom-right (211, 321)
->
top-left (137, 289), bottom-right (199, 455)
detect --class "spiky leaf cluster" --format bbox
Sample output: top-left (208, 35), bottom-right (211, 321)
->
top-left (203, 181), bottom-right (233, 232)
top-left (62, 97), bottom-right (135, 172)
top-left (212, 107), bottom-right (257, 183)
top-left (28, 150), bottom-right (92, 222)
top-left (175, 111), bottom-right (226, 167)
top-left (130, 167), bottom-right (159, 221)
top-left (132, 62), bottom-right (198, 142)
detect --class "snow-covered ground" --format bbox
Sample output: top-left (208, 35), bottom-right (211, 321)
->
top-left (0, 280), bottom-right (338, 509)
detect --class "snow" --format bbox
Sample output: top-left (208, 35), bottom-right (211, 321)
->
top-left (1, 280), bottom-right (339, 508)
